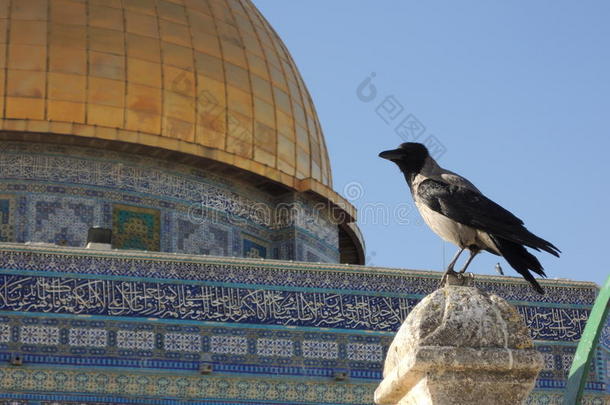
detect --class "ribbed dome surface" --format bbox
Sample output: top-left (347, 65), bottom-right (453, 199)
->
top-left (0, 0), bottom-right (337, 196)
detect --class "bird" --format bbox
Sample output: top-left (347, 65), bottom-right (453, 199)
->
top-left (495, 263), bottom-right (504, 276)
top-left (379, 142), bottom-right (560, 294)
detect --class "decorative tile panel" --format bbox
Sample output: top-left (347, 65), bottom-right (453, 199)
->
top-left (117, 330), bottom-right (155, 350)
top-left (0, 367), bottom-right (379, 404)
top-left (347, 343), bottom-right (383, 362)
top-left (0, 324), bottom-right (10, 343)
top-left (562, 354), bottom-right (575, 371)
top-left (256, 338), bottom-right (293, 357)
top-left (210, 336), bottom-right (248, 355)
top-left (20, 325), bottom-right (59, 345)
top-left (0, 194), bottom-right (15, 242)
top-left (112, 204), bottom-right (161, 251)
top-left (28, 196), bottom-right (98, 247)
top-left (164, 333), bottom-right (201, 353)
top-left (175, 219), bottom-right (230, 256)
top-left (601, 320), bottom-right (610, 351)
top-left (302, 340), bottom-right (339, 360)
top-left (68, 328), bottom-right (107, 348)
top-left (542, 352), bottom-right (556, 371)
top-left (243, 236), bottom-right (268, 259)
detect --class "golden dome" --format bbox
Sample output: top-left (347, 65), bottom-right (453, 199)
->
top-left (0, 0), bottom-right (354, 218)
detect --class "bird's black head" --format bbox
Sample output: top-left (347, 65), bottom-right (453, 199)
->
top-left (379, 143), bottom-right (429, 175)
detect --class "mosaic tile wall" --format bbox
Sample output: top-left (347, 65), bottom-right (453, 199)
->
top-left (0, 244), bottom-right (606, 404)
top-left (0, 142), bottom-right (339, 262)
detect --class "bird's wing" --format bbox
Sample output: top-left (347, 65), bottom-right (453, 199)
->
top-left (416, 179), bottom-right (560, 256)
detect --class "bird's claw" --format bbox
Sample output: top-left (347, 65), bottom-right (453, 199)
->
top-left (439, 269), bottom-right (472, 289)
top-left (439, 268), bottom-right (458, 288)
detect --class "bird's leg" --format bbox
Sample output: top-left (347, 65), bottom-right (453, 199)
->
top-left (439, 247), bottom-right (465, 287)
top-left (458, 249), bottom-right (479, 273)
top-left (446, 247), bottom-right (464, 272)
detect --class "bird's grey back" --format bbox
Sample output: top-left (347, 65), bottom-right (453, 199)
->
top-left (413, 156), bottom-right (482, 194)
top-left (440, 171), bottom-right (481, 193)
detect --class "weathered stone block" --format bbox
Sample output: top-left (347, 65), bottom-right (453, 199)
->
top-left (375, 285), bottom-right (543, 405)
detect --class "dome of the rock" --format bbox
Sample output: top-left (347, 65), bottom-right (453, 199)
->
top-left (0, 0), bottom-right (364, 264)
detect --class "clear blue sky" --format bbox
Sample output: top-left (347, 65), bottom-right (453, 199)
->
top-left (254, 1), bottom-right (609, 286)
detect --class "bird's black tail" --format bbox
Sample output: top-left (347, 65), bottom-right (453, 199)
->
top-left (489, 235), bottom-right (547, 294)
top-left (513, 228), bottom-right (561, 258)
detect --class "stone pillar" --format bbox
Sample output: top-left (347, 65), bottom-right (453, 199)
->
top-left (375, 281), bottom-right (543, 405)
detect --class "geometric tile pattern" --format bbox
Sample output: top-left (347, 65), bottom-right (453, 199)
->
top-left (116, 330), bottom-right (155, 350)
top-left (346, 343), bottom-right (384, 362)
top-left (542, 352), bottom-right (556, 371)
top-left (0, 194), bottom-right (15, 242)
top-left (0, 313), bottom-right (604, 393)
top-left (2, 315), bottom-right (383, 371)
top-left (562, 353), bottom-right (575, 371)
top-left (256, 338), bottom-right (293, 357)
top-left (175, 219), bottom-right (229, 256)
top-left (29, 196), bottom-right (98, 247)
top-left (112, 204), bottom-right (161, 251)
top-left (164, 333), bottom-right (201, 353)
top-left (20, 325), bottom-right (60, 345)
top-left (0, 367), bottom-right (378, 404)
top-left (0, 324), bottom-right (10, 343)
top-left (68, 328), bottom-right (108, 348)
top-left (302, 340), bottom-right (339, 359)
top-left (210, 336), bottom-right (248, 355)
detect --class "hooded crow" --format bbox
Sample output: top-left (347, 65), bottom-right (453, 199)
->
top-left (379, 142), bottom-right (560, 294)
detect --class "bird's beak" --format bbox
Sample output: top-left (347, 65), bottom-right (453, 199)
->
top-left (378, 148), bottom-right (404, 160)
